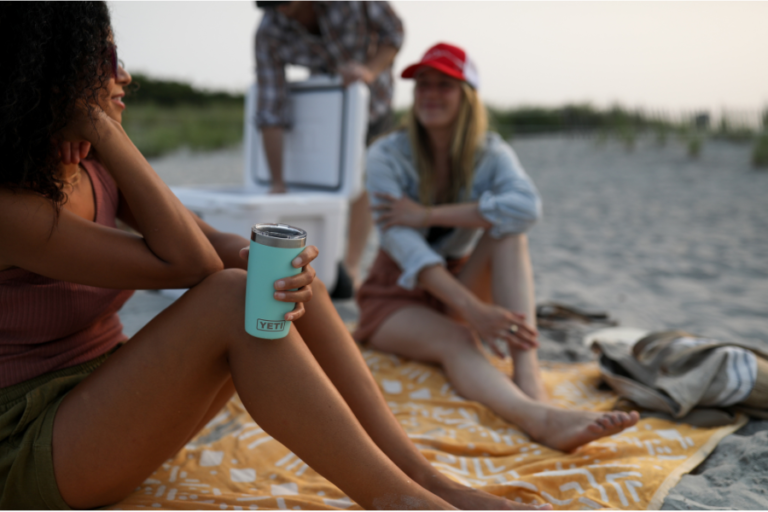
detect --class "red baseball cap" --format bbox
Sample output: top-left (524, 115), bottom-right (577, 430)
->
top-left (401, 43), bottom-right (479, 89)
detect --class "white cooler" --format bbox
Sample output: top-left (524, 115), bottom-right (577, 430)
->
top-left (170, 76), bottom-right (369, 291)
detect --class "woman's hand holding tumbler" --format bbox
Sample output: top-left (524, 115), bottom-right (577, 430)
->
top-left (240, 244), bottom-right (319, 324)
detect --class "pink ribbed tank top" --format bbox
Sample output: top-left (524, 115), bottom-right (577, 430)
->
top-left (0, 159), bottom-right (134, 388)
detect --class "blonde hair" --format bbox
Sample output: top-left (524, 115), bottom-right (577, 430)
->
top-left (407, 82), bottom-right (488, 206)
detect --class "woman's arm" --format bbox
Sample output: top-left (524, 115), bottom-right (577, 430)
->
top-left (94, 120), bottom-right (221, 274)
top-left (416, 264), bottom-right (538, 351)
top-left (373, 193), bottom-right (493, 230)
top-left (366, 141), bottom-right (446, 290)
top-left (117, 200), bottom-right (318, 322)
top-left (377, 137), bottom-right (541, 234)
top-left (338, 44), bottom-right (398, 87)
top-left (0, 111), bottom-right (223, 289)
top-left (118, 199), bottom-right (247, 270)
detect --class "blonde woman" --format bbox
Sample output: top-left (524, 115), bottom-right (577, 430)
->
top-left (355, 43), bottom-right (638, 452)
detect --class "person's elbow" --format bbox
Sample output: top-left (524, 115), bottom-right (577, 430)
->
top-left (175, 252), bottom-right (225, 288)
top-left (513, 200), bottom-right (542, 233)
top-left (488, 196), bottom-right (542, 234)
top-left (193, 252), bottom-right (226, 282)
top-left (520, 196), bottom-right (542, 226)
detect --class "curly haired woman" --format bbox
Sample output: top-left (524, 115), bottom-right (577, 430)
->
top-left (355, 43), bottom-right (639, 451)
top-left (0, 4), bottom-right (549, 510)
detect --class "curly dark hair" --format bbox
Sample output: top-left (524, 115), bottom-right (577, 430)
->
top-left (0, 1), bottom-right (113, 207)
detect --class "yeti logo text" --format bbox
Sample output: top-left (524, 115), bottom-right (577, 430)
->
top-left (257, 319), bottom-right (286, 332)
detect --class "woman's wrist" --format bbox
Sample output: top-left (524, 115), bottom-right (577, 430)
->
top-left (88, 114), bottom-right (123, 149)
top-left (419, 264), bottom-right (480, 315)
top-left (453, 290), bottom-right (486, 324)
top-left (422, 206), bottom-right (432, 227)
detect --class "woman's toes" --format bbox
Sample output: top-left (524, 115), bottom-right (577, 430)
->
top-left (598, 414), bottom-right (615, 429)
top-left (587, 420), bottom-right (605, 434)
top-left (612, 412), bottom-right (627, 426)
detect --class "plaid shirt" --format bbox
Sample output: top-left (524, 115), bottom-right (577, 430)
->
top-left (255, 1), bottom-right (403, 128)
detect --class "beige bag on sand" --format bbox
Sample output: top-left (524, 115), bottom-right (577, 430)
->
top-left (593, 330), bottom-right (768, 427)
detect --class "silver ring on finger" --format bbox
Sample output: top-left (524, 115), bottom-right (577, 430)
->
top-left (509, 324), bottom-right (519, 334)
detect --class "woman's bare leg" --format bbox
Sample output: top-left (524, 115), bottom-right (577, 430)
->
top-left (456, 233), bottom-right (547, 401)
top-left (369, 306), bottom-right (638, 453)
top-left (179, 377), bottom-right (235, 447)
top-left (345, 191), bottom-right (373, 288)
top-left (52, 269), bottom-right (452, 510)
top-left (295, 280), bottom-right (545, 510)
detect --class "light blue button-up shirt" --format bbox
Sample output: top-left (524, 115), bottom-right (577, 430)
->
top-left (366, 130), bottom-right (542, 290)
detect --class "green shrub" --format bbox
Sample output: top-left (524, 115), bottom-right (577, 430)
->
top-left (618, 125), bottom-right (636, 152)
top-left (752, 133), bottom-right (768, 169)
top-left (122, 102), bottom-right (244, 158)
top-left (687, 133), bottom-right (703, 159)
top-left (127, 73), bottom-right (244, 107)
top-left (714, 114), bottom-right (756, 143)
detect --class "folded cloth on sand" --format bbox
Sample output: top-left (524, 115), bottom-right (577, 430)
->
top-left (595, 330), bottom-right (768, 425)
top-left (114, 349), bottom-right (746, 510)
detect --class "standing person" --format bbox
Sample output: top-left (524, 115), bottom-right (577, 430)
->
top-left (0, 4), bottom-right (547, 510)
top-left (254, 1), bottom-right (403, 295)
top-left (355, 43), bottom-right (639, 452)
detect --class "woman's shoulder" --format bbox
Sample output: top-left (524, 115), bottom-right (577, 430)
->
top-left (0, 186), bottom-right (57, 264)
top-left (480, 131), bottom-right (513, 156)
top-left (82, 157), bottom-right (119, 204)
top-left (476, 132), bottom-right (520, 168)
top-left (369, 129), bottom-right (410, 155)
top-left (81, 157), bottom-right (109, 175)
top-left (367, 129), bottom-right (413, 167)
top-left (0, 186), bottom-right (51, 218)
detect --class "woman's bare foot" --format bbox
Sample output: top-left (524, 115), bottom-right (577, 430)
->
top-left (426, 478), bottom-right (552, 510)
top-left (527, 408), bottom-right (640, 453)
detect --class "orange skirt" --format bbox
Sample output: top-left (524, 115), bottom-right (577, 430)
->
top-left (353, 250), bottom-right (469, 343)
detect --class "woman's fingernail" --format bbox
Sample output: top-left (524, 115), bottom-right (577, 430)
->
top-left (275, 292), bottom-right (285, 299)
top-left (276, 280), bottom-right (285, 289)
top-left (292, 257), bottom-right (302, 266)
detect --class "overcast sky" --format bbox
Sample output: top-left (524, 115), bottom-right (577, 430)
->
top-left (109, 1), bottom-right (768, 113)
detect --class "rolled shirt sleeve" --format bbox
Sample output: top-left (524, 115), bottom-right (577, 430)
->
top-left (366, 140), bottom-right (445, 290)
top-left (380, 227), bottom-right (445, 290)
top-left (255, 18), bottom-right (291, 128)
top-left (476, 135), bottom-right (542, 237)
top-left (364, 1), bottom-right (404, 50)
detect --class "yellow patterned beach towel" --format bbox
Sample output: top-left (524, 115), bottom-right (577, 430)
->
top-left (115, 349), bottom-right (745, 510)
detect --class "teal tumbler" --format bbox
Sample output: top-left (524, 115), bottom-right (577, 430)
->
top-left (245, 223), bottom-right (307, 339)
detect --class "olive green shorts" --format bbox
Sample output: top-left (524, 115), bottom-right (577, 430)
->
top-left (0, 350), bottom-right (114, 509)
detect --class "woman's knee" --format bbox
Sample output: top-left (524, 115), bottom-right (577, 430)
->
top-left (484, 231), bottom-right (527, 248)
top-left (311, 277), bottom-right (328, 297)
top-left (497, 232), bottom-right (529, 252)
top-left (185, 268), bottom-right (248, 321)
top-left (197, 268), bottom-right (247, 295)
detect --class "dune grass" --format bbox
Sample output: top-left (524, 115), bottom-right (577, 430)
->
top-left (121, 71), bottom-right (766, 168)
top-left (122, 102), bottom-right (244, 158)
top-left (752, 133), bottom-right (768, 169)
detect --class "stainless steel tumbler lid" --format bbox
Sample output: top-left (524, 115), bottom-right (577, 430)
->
top-left (251, 223), bottom-right (307, 249)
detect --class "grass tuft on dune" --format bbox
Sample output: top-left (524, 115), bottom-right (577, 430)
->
top-left (122, 102), bottom-right (244, 158)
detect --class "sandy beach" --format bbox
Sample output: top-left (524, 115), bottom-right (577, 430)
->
top-left (121, 134), bottom-right (768, 509)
